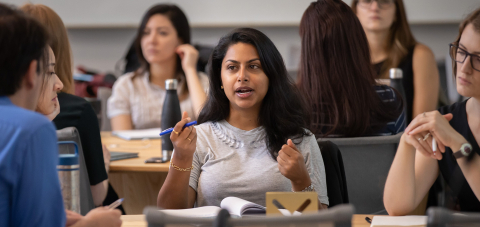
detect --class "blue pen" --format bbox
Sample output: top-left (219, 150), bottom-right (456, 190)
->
top-left (159, 121), bottom-right (197, 136)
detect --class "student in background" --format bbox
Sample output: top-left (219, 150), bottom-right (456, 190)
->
top-left (108, 4), bottom-right (209, 130)
top-left (20, 3), bottom-right (122, 211)
top-left (0, 4), bottom-right (121, 227)
top-left (384, 8), bottom-right (480, 214)
top-left (157, 28), bottom-right (328, 209)
top-left (352, 0), bottom-right (439, 123)
top-left (297, 0), bottom-right (404, 137)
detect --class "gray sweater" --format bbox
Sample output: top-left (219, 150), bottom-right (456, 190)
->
top-left (189, 120), bottom-right (329, 207)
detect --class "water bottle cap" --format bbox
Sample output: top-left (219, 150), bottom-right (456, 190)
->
top-left (389, 68), bottom-right (403, 79)
top-left (58, 154), bottom-right (79, 165)
top-left (165, 79), bottom-right (178, 90)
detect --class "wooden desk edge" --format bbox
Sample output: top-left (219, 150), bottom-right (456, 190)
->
top-left (121, 214), bottom-right (376, 227)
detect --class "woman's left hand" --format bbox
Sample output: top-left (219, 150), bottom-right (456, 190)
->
top-left (406, 111), bottom-right (468, 160)
top-left (45, 97), bottom-right (60, 121)
top-left (176, 44), bottom-right (199, 73)
top-left (277, 139), bottom-right (312, 190)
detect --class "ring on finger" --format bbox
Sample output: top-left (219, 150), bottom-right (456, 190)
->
top-left (187, 137), bottom-right (192, 141)
top-left (417, 137), bottom-right (422, 142)
top-left (173, 130), bottom-right (179, 135)
top-left (423, 133), bottom-right (431, 141)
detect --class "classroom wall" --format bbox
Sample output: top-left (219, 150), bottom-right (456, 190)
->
top-left (6, 0), bottom-right (474, 74)
top-left (68, 23), bottom-right (459, 74)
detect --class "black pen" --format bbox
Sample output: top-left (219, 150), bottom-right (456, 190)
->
top-left (365, 217), bottom-right (372, 224)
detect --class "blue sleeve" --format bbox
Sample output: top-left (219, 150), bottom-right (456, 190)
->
top-left (11, 123), bottom-right (66, 227)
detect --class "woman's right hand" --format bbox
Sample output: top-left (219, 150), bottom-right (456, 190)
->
top-left (171, 111), bottom-right (197, 162)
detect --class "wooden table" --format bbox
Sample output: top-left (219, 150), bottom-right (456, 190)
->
top-left (102, 132), bottom-right (169, 214)
top-left (121, 214), bottom-right (376, 227)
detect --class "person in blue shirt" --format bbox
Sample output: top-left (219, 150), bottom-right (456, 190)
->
top-left (0, 4), bottom-right (121, 227)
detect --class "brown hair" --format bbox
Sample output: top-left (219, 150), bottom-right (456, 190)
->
top-left (351, 0), bottom-right (417, 79)
top-left (451, 7), bottom-right (480, 77)
top-left (298, 0), bottom-right (402, 137)
top-left (20, 3), bottom-right (74, 94)
top-left (133, 4), bottom-right (190, 95)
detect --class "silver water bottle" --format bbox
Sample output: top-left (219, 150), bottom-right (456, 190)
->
top-left (161, 79), bottom-right (182, 162)
top-left (57, 141), bottom-right (80, 213)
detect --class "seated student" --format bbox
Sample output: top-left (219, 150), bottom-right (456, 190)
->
top-left (297, 0), bottom-right (404, 137)
top-left (108, 4), bottom-right (209, 130)
top-left (351, 0), bottom-right (439, 123)
top-left (157, 28), bottom-right (329, 209)
top-left (0, 4), bottom-right (121, 227)
top-left (384, 7), bottom-right (480, 214)
top-left (21, 3), bottom-right (123, 212)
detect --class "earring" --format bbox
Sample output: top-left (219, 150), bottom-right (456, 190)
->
top-left (221, 86), bottom-right (224, 89)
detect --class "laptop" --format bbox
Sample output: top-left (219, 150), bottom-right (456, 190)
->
top-left (110, 151), bottom-right (139, 161)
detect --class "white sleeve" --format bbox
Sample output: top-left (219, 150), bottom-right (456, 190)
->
top-left (107, 75), bottom-right (132, 118)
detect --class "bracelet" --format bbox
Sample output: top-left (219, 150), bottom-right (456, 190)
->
top-left (170, 162), bottom-right (194, 172)
top-left (292, 184), bottom-right (316, 192)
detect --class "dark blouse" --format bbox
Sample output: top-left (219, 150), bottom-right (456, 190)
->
top-left (437, 100), bottom-right (480, 211)
top-left (320, 85), bottom-right (405, 137)
top-left (374, 45), bottom-right (415, 123)
top-left (53, 92), bottom-right (108, 185)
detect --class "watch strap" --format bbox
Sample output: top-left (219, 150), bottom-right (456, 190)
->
top-left (453, 143), bottom-right (473, 159)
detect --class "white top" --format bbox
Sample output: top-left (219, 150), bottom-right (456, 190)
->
top-left (107, 71), bottom-right (209, 129)
top-left (189, 120), bottom-right (329, 207)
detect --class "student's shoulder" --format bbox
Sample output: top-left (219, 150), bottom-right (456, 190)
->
top-left (198, 71), bottom-right (210, 89)
top-left (113, 72), bottom-right (138, 88)
top-left (0, 105), bottom-right (54, 135)
top-left (195, 121), bottom-right (215, 135)
top-left (437, 99), bottom-right (466, 115)
top-left (412, 43), bottom-right (435, 62)
top-left (58, 92), bottom-right (89, 109)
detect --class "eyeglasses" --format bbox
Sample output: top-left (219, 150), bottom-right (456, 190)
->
top-left (450, 43), bottom-right (480, 72)
top-left (358, 0), bottom-right (395, 9)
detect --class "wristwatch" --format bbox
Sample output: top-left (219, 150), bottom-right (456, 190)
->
top-left (453, 143), bottom-right (473, 159)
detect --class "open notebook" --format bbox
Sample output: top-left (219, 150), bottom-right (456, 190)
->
top-left (112, 128), bottom-right (161, 140)
top-left (158, 197), bottom-right (302, 218)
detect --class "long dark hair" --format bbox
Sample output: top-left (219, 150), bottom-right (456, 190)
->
top-left (298, 0), bottom-right (402, 137)
top-left (133, 4), bottom-right (190, 93)
top-left (198, 28), bottom-right (310, 160)
top-left (351, 0), bottom-right (417, 79)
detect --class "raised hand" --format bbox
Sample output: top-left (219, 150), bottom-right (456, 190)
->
top-left (176, 44), bottom-right (199, 73)
top-left (79, 207), bottom-right (122, 227)
top-left (277, 139), bottom-right (311, 191)
top-left (170, 111), bottom-right (197, 162)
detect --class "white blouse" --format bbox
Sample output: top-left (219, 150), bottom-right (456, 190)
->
top-left (107, 71), bottom-right (209, 129)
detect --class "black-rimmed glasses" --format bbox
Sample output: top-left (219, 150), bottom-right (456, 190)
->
top-left (358, 0), bottom-right (395, 9)
top-left (450, 43), bottom-right (480, 72)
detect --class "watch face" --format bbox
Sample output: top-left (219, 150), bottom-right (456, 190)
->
top-left (461, 144), bottom-right (472, 156)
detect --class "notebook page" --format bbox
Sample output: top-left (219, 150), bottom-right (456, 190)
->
top-left (112, 128), bottom-right (161, 140)
top-left (371, 216), bottom-right (427, 227)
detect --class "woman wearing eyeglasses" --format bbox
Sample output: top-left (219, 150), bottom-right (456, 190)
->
top-left (384, 8), bottom-right (480, 215)
top-left (352, 0), bottom-right (440, 123)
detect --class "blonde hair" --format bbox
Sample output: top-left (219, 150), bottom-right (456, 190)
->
top-left (21, 3), bottom-right (75, 94)
top-left (351, 0), bottom-right (417, 79)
